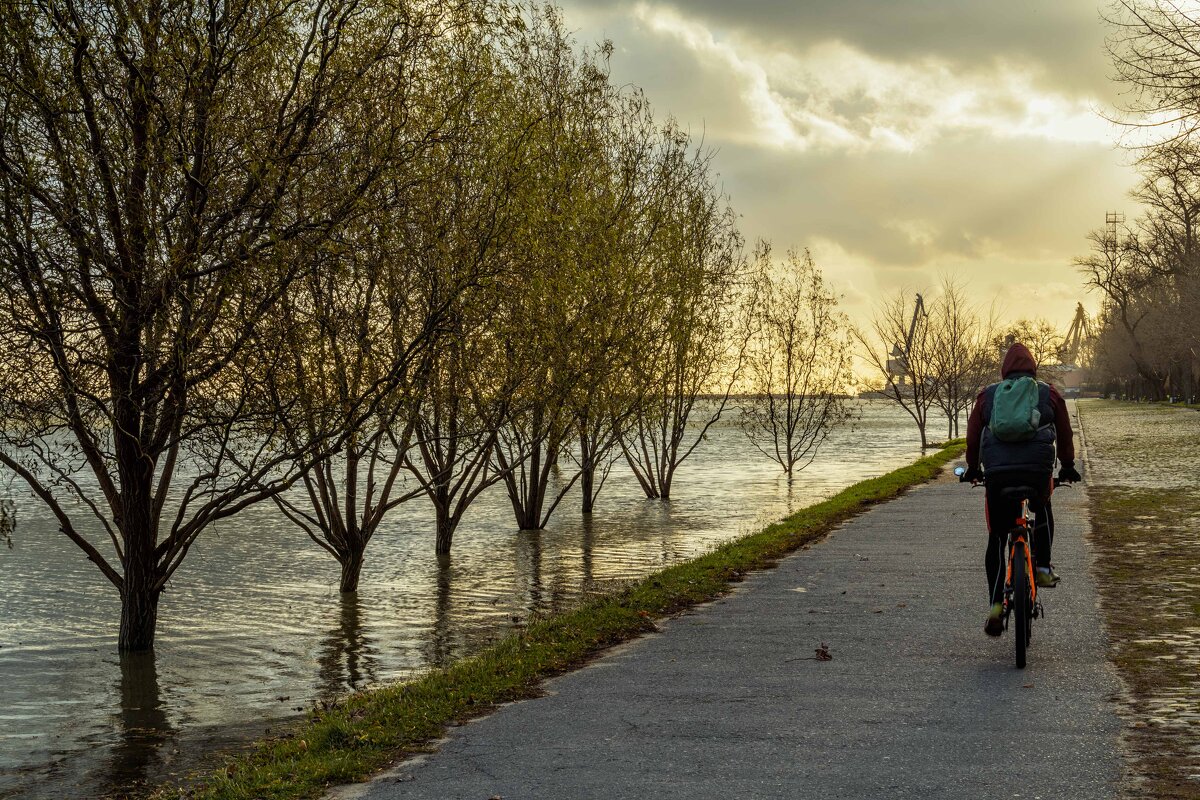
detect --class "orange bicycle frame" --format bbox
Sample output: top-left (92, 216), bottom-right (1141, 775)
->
top-left (1003, 499), bottom-right (1038, 605)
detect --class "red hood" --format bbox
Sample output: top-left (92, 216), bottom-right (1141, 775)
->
top-left (1001, 343), bottom-right (1037, 377)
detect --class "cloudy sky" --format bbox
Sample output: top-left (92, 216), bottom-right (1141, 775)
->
top-left (556, 0), bottom-right (1138, 330)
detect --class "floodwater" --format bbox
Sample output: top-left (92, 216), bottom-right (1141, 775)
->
top-left (1077, 400), bottom-right (1200, 795)
top-left (0, 402), bottom-right (925, 799)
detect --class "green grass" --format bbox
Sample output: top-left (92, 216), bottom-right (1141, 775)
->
top-left (162, 441), bottom-right (966, 800)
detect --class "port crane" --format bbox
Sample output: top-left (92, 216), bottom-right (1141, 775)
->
top-left (887, 294), bottom-right (927, 386)
top-left (1056, 303), bottom-right (1093, 370)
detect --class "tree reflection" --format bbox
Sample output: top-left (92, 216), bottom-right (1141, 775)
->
top-left (316, 594), bottom-right (378, 702)
top-left (580, 515), bottom-right (595, 589)
top-left (515, 529), bottom-right (545, 615)
top-left (427, 554), bottom-right (455, 668)
top-left (102, 651), bottom-right (174, 797)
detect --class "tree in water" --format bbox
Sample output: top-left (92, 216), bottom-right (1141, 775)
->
top-left (618, 146), bottom-right (747, 500)
top-left (928, 278), bottom-right (997, 439)
top-left (740, 245), bottom-right (854, 477)
top-left (263, 5), bottom-right (512, 590)
top-left (0, 0), bottom-right (440, 650)
top-left (857, 291), bottom-right (940, 448)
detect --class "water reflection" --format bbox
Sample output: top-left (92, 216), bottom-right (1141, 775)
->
top-left (316, 595), bottom-right (378, 701)
top-left (516, 529), bottom-right (545, 616)
top-left (428, 558), bottom-right (454, 669)
top-left (102, 652), bottom-right (174, 798)
top-left (580, 515), bottom-right (595, 589)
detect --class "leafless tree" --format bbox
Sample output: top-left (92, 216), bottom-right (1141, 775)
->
top-left (618, 150), bottom-right (748, 500)
top-left (740, 244), bottom-right (853, 476)
top-left (928, 278), bottom-right (997, 439)
top-left (857, 291), bottom-right (941, 447)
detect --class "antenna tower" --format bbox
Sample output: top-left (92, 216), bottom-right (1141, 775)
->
top-left (1105, 211), bottom-right (1125, 247)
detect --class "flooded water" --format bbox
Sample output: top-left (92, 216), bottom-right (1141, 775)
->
top-left (1077, 400), bottom-right (1200, 797)
top-left (0, 402), bottom-right (925, 799)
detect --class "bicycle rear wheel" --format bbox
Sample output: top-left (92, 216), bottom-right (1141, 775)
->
top-left (1012, 541), bottom-right (1030, 669)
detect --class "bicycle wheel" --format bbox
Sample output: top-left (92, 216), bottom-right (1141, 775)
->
top-left (1012, 540), bottom-right (1030, 669)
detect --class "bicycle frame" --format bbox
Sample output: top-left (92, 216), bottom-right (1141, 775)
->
top-left (1003, 498), bottom-right (1038, 620)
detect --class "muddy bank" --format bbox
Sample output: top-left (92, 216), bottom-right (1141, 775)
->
top-left (1078, 400), bottom-right (1200, 799)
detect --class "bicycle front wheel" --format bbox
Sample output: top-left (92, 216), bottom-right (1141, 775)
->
top-left (1012, 542), bottom-right (1030, 669)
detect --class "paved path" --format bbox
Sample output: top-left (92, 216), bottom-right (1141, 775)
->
top-left (340, 424), bottom-right (1124, 799)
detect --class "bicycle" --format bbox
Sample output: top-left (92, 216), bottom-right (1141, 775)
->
top-left (954, 466), bottom-right (1066, 669)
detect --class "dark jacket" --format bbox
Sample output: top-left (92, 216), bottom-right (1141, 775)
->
top-left (966, 343), bottom-right (1075, 475)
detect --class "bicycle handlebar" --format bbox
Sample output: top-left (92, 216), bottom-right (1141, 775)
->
top-left (956, 471), bottom-right (1072, 488)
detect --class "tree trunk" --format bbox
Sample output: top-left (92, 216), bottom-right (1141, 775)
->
top-left (119, 567), bottom-right (161, 652)
top-left (435, 503), bottom-right (455, 556)
top-left (580, 427), bottom-right (595, 514)
top-left (659, 467), bottom-right (673, 501)
top-left (581, 464), bottom-right (595, 514)
top-left (118, 486), bottom-right (161, 652)
top-left (339, 549), bottom-right (365, 594)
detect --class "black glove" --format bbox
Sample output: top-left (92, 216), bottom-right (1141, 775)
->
top-left (961, 465), bottom-right (983, 483)
top-left (1058, 462), bottom-right (1082, 483)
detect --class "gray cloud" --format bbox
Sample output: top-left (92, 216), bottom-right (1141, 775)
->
top-left (556, 0), bottom-right (1137, 327)
top-left (566, 0), bottom-right (1117, 100)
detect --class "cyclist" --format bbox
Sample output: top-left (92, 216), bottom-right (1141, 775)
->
top-left (962, 342), bottom-right (1082, 636)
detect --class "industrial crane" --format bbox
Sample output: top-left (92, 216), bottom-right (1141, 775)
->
top-left (887, 293), bottom-right (927, 386)
top-left (1057, 303), bottom-right (1093, 370)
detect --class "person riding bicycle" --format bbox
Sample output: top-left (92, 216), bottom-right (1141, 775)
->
top-left (962, 342), bottom-right (1081, 636)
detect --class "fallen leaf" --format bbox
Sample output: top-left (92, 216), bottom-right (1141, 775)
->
top-left (815, 642), bottom-right (832, 661)
top-left (1022, 683), bottom-right (1034, 689)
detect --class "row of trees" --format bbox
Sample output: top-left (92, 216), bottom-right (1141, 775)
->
top-left (0, 0), bottom-right (853, 651)
top-left (1080, 0), bottom-right (1200, 400)
top-left (858, 280), bottom-right (1071, 446)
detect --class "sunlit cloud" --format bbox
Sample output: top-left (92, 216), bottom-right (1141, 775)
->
top-left (634, 2), bottom-right (1116, 153)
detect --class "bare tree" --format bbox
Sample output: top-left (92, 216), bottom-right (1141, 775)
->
top-left (993, 318), bottom-right (1064, 368)
top-left (0, 0), bottom-right (438, 650)
top-left (1076, 224), bottom-right (1172, 398)
top-left (928, 278), bottom-right (996, 439)
top-left (1106, 0), bottom-right (1200, 144)
top-left (618, 146), bottom-right (747, 500)
top-left (740, 244), bottom-right (853, 476)
top-left (857, 291), bottom-right (940, 447)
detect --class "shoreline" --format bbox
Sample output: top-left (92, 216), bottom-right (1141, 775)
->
top-left (157, 442), bottom-right (966, 800)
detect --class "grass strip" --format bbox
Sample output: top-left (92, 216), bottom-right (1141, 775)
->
top-left (163, 441), bottom-right (965, 800)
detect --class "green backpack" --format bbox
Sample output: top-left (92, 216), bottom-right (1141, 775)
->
top-left (989, 376), bottom-right (1041, 441)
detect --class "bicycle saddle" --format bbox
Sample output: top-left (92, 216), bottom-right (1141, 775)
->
top-left (998, 485), bottom-right (1038, 501)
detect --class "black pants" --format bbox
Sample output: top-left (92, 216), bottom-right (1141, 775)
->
top-left (984, 472), bottom-right (1054, 605)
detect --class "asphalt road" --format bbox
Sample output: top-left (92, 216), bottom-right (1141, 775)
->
top-left (337, 436), bottom-right (1124, 799)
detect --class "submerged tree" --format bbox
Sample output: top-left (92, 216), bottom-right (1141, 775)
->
top-left (488, 11), bottom-right (676, 528)
top-left (857, 291), bottom-right (940, 447)
top-left (740, 245), bottom-right (853, 477)
top-left (0, 0), bottom-right (440, 650)
top-left (618, 144), bottom-right (747, 501)
top-left (264, 5), bottom-right (511, 590)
